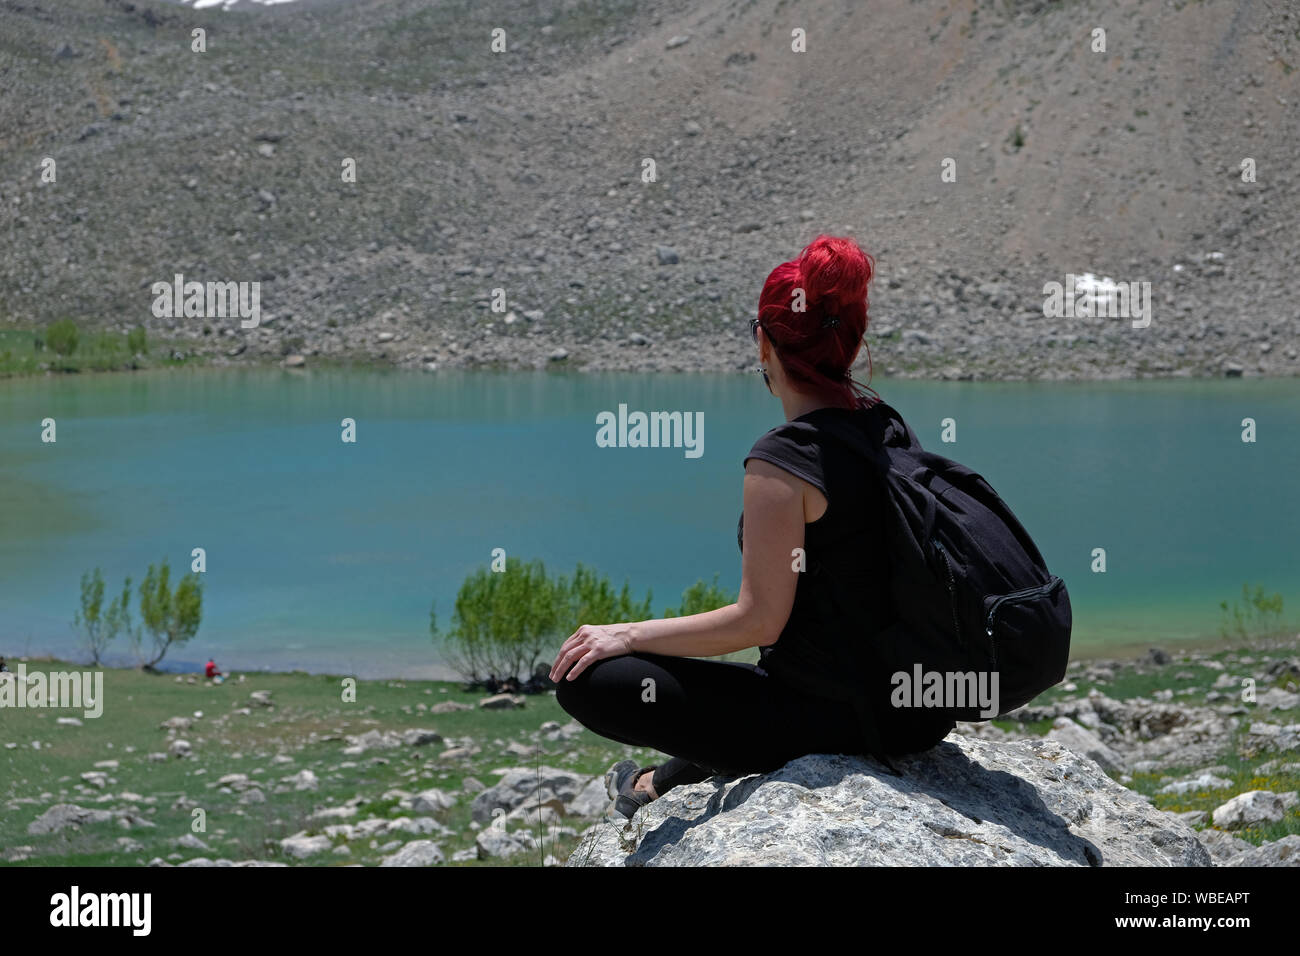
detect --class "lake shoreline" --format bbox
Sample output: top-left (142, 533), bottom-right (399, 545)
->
top-left (10, 628), bottom-right (1298, 684)
top-left (2, 330), bottom-right (1295, 383)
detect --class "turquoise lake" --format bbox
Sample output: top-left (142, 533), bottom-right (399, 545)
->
top-left (2, 368), bottom-right (1297, 678)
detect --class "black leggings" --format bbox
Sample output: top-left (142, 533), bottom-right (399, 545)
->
top-left (554, 651), bottom-right (873, 795)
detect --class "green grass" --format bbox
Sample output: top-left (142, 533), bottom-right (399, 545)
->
top-left (1065, 662), bottom-right (1224, 702)
top-left (0, 327), bottom-right (203, 378)
top-left (1127, 754), bottom-right (1300, 847)
top-left (992, 716), bottom-right (1053, 735)
top-left (0, 659), bottom-right (663, 867)
top-left (5, 639), bottom-right (1296, 865)
top-left (1018, 641), bottom-right (1300, 848)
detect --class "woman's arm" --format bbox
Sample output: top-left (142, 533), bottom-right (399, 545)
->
top-left (550, 458), bottom-right (809, 681)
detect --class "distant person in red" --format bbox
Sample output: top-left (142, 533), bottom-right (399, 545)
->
top-left (205, 659), bottom-right (223, 679)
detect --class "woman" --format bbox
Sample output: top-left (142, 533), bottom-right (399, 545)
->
top-left (549, 235), bottom-right (955, 820)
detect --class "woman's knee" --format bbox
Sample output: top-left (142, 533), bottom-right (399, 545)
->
top-left (553, 656), bottom-right (635, 724)
top-left (553, 671), bottom-right (581, 714)
top-left (553, 665), bottom-right (601, 721)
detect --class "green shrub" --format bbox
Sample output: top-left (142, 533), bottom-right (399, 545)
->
top-left (663, 573), bottom-right (736, 617)
top-left (137, 559), bottom-right (203, 669)
top-left (432, 559), bottom-right (654, 684)
top-left (432, 560), bottom-right (743, 684)
top-left (46, 319), bottom-right (78, 356)
top-left (127, 325), bottom-right (148, 354)
top-left (1219, 583), bottom-right (1286, 641)
top-left (73, 569), bottom-right (135, 665)
top-left (432, 557), bottom-right (562, 684)
top-left (561, 562), bottom-right (652, 626)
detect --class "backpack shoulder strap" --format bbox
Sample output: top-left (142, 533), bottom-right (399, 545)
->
top-left (813, 401), bottom-right (916, 462)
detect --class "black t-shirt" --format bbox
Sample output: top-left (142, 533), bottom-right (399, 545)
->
top-left (738, 401), bottom-right (958, 753)
top-left (738, 403), bottom-right (897, 693)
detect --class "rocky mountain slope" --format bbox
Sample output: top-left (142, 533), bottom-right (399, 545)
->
top-left (1, 0), bottom-right (1296, 379)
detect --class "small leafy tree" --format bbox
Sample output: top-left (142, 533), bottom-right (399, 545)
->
top-left (1218, 583), bottom-right (1286, 641)
top-left (433, 558), bottom-right (561, 684)
top-left (73, 569), bottom-right (106, 663)
top-left (105, 576), bottom-right (136, 658)
top-left (127, 325), bottom-right (148, 355)
top-left (560, 562), bottom-right (652, 629)
top-left (46, 319), bottom-right (79, 356)
top-left (662, 573), bottom-right (736, 618)
top-left (74, 569), bottom-right (135, 664)
top-left (137, 559), bottom-right (203, 670)
top-left (433, 559), bottom-right (654, 685)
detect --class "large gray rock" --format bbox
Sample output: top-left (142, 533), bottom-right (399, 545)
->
top-left (342, 728), bottom-right (442, 754)
top-left (567, 735), bottom-right (1211, 867)
top-left (1045, 717), bottom-right (1124, 773)
top-left (216, 773), bottom-right (256, 792)
top-left (565, 776), bottom-right (611, 818)
top-left (189, 858), bottom-right (294, 868)
top-left (280, 834), bottom-right (332, 859)
top-left (1007, 691), bottom-right (1239, 771)
top-left (342, 730), bottom-right (399, 754)
top-left (174, 859), bottom-right (288, 868)
top-left (430, 701), bottom-right (472, 715)
top-left (402, 729), bottom-right (443, 747)
top-left (1195, 827), bottom-right (1255, 863)
top-left (285, 769), bottom-right (319, 792)
top-left (409, 788), bottom-right (457, 813)
top-left (478, 693), bottom-right (525, 710)
top-left (1227, 835), bottom-right (1300, 867)
top-left (542, 720), bottom-right (588, 743)
top-left (1254, 688), bottom-right (1300, 711)
top-left (1241, 722), bottom-right (1300, 755)
top-left (470, 767), bottom-right (591, 823)
top-left (28, 803), bottom-right (115, 835)
top-left (476, 825), bottom-right (537, 860)
top-left (1156, 772), bottom-right (1234, 795)
top-left (1211, 789), bottom-right (1298, 828)
top-left (380, 840), bottom-right (445, 867)
top-left (505, 798), bottom-right (565, 827)
top-left (655, 244), bottom-right (680, 265)
top-left (384, 817), bottom-right (453, 837)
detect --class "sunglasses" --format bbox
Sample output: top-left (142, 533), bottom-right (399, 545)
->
top-left (752, 317), bottom-right (857, 343)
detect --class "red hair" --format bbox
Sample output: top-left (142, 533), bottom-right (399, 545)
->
top-left (757, 234), bottom-right (879, 408)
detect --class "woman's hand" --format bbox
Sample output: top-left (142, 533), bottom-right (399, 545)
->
top-left (550, 623), bottom-right (635, 682)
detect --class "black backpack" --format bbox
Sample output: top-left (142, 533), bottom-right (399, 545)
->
top-left (812, 400), bottom-right (1072, 734)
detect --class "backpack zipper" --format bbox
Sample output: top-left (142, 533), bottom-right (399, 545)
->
top-left (933, 540), bottom-right (962, 646)
top-left (984, 577), bottom-right (1063, 666)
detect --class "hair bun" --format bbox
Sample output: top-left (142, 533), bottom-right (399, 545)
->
top-left (797, 235), bottom-right (872, 313)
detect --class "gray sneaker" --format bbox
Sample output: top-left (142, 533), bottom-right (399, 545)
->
top-left (604, 759), bottom-right (658, 820)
